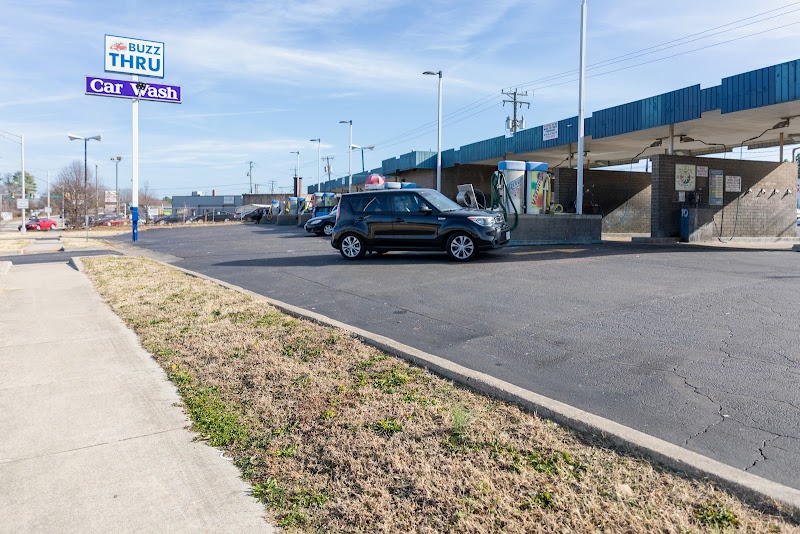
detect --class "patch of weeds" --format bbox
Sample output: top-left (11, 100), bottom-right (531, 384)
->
top-left (282, 338), bottom-right (323, 362)
top-left (526, 451), bottom-right (561, 476)
top-left (295, 488), bottom-right (329, 508)
top-left (519, 490), bottom-right (555, 510)
top-left (693, 502), bottom-right (739, 529)
top-left (211, 309), bottom-right (222, 317)
top-left (252, 477), bottom-right (287, 507)
top-left (272, 421), bottom-right (297, 438)
top-left (373, 365), bottom-right (411, 393)
top-left (254, 312), bottom-right (283, 328)
top-left (323, 333), bottom-right (341, 345)
top-left (320, 409), bottom-right (337, 421)
top-left (158, 348), bottom-right (177, 358)
top-left (353, 354), bottom-right (388, 371)
top-left (230, 351), bottom-right (243, 359)
top-left (168, 367), bottom-right (192, 387)
top-left (402, 392), bottom-right (433, 405)
top-left (353, 372), bottom-right (368, 387)
top-left (282, 319), bottom-right (299, 329)
top-left (182, 386), bottom-right (249, 447)
top-left (293, 374), bottom-right (311, 387)
top-left (278, 508), bottom-right (309, 528)
top-left (561, 451), bottom-right (588, 479)
top-left (275, 444), bottom-right (298, 458)
top-left (452, 406), bottom-right (474, 444)
top-left (373, 418), bottom-right (402, 436)
top-left (236, 455), bottom-right (262, 480)
top-left (179, 326), bottom-right (191, 334)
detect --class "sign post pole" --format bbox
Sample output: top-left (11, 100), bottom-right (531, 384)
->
top-left (132, 75), bottom-right (139, 242)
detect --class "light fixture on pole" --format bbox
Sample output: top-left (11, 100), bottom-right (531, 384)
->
top-left (0, 129), bottom-right (26, 234)
top-left (111, 156), bottom-right (122, 214)
top-left (310, 138), bottom-right (321, 192)
top-left (351, 144), bottom-right (375, 173)
top-left (423, 70), bottom-right (443, 192)
top-left (68, 134), bottom-right (102, 241)
top-left (339, 120), bottom-right (352, 193)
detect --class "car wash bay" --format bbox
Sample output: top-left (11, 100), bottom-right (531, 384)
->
top-left (112, 224), bottom-right (800, 491)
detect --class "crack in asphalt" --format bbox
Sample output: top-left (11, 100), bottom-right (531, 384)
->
top-left (674, 364), bottom-right (725, 447)
top-left (746, 434), bottom-right (781, 472)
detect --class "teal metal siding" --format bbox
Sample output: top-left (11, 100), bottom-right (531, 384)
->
top-left (592, 85), bottom-right (700, 139)
top-left (398, 151), bottom-right (435, 171)
top-left (721, 59), bottom-right (800, 113)
top-left (442, 148), bottom-right (459, 167)
top-left (701, 86), bottom-right (720, 112)
top-left (513, 116), bottom-right (580, 153)
top-left (459, 135), bottom-right (506, 164)
top-left (382, 157), bottom-right (399, 175)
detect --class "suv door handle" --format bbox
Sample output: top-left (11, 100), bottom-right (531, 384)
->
top-left (394, 218), bottom-right (404, 223)
top-left (356, 216), bottom-right (366, 222)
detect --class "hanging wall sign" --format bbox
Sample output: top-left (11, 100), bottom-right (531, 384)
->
top-left (675, 164), bottom-right (696, 191)
top-left (542, 122), bottom-right (558, 141)
top-left (709, 169), bottom-right (724, 205)
top-left (725, 175), bottom-right (742, 193)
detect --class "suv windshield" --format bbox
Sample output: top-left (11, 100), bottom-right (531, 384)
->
top-left (418, 190), bottom-right (463, 212)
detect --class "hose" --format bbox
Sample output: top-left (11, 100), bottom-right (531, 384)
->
top-left (489, 171), bottom-right (519, 231)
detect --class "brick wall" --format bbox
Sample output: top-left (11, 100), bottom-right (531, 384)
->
top-left (554, 168), bottom-right (652, 233)
top-left (511, 214), bottom-right (602, 244)
top-left (651, 155), bottom-right (797, 238)
top-left (395, 165), bottom-right (496, 200)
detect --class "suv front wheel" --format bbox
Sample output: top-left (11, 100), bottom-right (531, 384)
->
top-left (339, 233), bottom-right (366, 260)
top-left (446, 232), bottom-right (477, 261)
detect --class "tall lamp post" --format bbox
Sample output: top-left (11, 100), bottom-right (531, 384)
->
top-left (310, 138), bottom-right (321, 193)
top-left (0, 129), bottom-right (25, 234)
top-left (351, 144), bottom-right (375, 173)
top-left (423, 70), bottom-right (443, 192)
top-left (68, 134), bottom-right (102, 241)
top-left (339, 120), bottom-right (352, 193)
top-left (111, 156), bottom-right (122, 214)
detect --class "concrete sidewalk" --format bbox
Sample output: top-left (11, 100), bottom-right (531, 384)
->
top-left (0, 261), bottom-right (273, 533)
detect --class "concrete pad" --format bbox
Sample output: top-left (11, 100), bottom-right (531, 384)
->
top-left (0, 262), bottom-right (273, 533)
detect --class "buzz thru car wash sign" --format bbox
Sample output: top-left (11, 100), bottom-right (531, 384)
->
top-left (105, 35), bottom-right (164, 78)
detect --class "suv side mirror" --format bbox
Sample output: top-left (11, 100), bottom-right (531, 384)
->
top-left (419, 205), bottom-right (433, 214)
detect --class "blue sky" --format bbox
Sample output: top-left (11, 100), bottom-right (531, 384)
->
top-left (2, 0), bottom-right (799, 197)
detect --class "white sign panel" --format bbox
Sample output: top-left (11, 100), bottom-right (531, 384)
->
top-left (542, 122), bottom-right (559, 141)
top-left (675, 164), bottom-right (696, 191)
top-left (44, 206), bottom-right (52, 213)
top-left (105, 190), bottom-right (118, 203)
top-left (16, 199), bottom-right (29, 209)
top-left (223, 196), bottom-right (234, 205)
top-left (104, 35), bottom-right (164, 79)
top-left (725, 175), bottom-right (742, 193)
top-left (696, 166), bottom-right (709, 178)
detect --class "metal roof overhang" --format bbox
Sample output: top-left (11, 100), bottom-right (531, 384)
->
top-left (469, 100), bottom-right (800, 169)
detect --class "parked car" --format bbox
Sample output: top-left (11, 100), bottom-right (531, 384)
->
top-left (94, 213), bottom-right (127, 226)
top-left (331, 189), bottom-right (510, 261)
top-left (304, 206), bottom-right (337, 236)
top-left (19, 218), bottom-right (58, 231)
top-left (187, 211), bottom-right (238, 223)
top-left (153, 213), bottom-right (189, 225)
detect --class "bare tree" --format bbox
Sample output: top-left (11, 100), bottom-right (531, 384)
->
top-left (53, 161), bottom-right (94, 228)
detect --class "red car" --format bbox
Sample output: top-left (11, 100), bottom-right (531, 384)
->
top-left (19, 218), bottom-right (57, 231)
top-left (94, 214), bottom-right (128, 227)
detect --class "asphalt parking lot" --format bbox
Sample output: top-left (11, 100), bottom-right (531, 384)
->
top-left (110, 223), bottom-right (800, 490)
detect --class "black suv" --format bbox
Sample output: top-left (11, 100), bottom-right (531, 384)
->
top-left (331, 188), bottom-right (509, 261)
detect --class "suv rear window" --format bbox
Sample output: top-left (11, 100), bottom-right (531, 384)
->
top-left (348, 195), bottom-right (389, 213)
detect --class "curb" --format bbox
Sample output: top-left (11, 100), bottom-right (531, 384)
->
top-left (73, 254), bottom-right (800, 514)
top-left (0, 261), bottom-right (11, 276)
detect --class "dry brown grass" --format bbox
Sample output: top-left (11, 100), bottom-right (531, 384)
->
top-left (0, 238), bottom-right (31, 253)
top-left (82, 255), bottom-right (799, 533)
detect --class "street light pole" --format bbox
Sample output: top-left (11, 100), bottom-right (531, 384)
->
top-left (423, 71), bottom-right (443, 192)
top-left (310, 138), bottom-right (321, 192)
top-left (69, 134), bottom-right (102, 241)
top-left (351, 144), bottom-right (375, 173)
top-left (340, 120), bottom-right (352, 193)
top-left (0, 129), bottom-right (26, 234)
top-left (112, 156), bottom-right (122, 214)
top-left (576, 0), bottom-right (588, 215)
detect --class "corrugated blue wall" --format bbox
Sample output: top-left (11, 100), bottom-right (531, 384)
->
top-left (513, 116), bottom-right (581, 153)
top-left (459, 135), bottom-right (507, 165)
top-left (382, 157), bottom-right (399, 175)
top-left (591, 85), bottom-right (701, 139)
top-left (442, 148), bottom-right (459, 167)
top-left (721, 59), bottom-right (800, 113)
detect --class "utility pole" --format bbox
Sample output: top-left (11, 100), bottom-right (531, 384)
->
top-left (268, 180), bottom-right (277, 194)
top-left (502, 89), bottom-right (531, 133)
top-left (246, 161), bottom-right (254, 194)
top-left (95, 163), bottom-right (99, 215)
top-left (323, 156), bottom-right (334, 182)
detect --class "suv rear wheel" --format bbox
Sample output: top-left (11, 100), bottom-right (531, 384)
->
top-left (446, 232), bottom-right (477, 261)
top-left (340, 233), bottom-right (366, 260)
